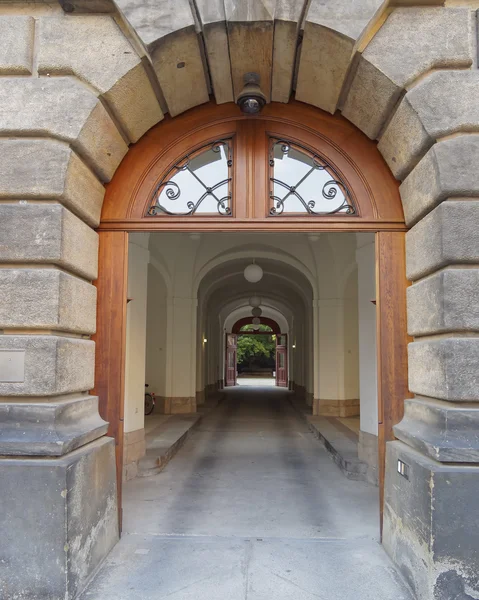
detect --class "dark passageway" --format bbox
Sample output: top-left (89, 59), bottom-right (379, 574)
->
top-left (81, 388), bottom-right (413, 600)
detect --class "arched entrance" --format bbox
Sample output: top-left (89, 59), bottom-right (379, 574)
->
top-left (94, 101), bottom-right (408, 528)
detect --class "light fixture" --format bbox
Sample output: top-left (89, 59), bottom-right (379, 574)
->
top-left (251, 307), bottom-right (262, 317)
top-left (292, 344), bottom-right (296, 349)
top-left (203, 338), bottom-right (207, 343)
top-left (249, 295), bottom-right (262, 307)
top-left (236, 72), bottom-right (267, 115)
top-left (244, 261), bottom-right (263, 283)
top-left (252, 317), bottom-right (261, 325)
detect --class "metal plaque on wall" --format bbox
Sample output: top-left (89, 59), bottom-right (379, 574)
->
top-left (0, 350), bottom-right (25, 382)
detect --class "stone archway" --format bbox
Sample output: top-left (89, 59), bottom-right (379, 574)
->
top-left (1, 2), bottom-right (478, 599)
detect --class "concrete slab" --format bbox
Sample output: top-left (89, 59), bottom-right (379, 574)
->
top-left (237, 377), bottom-right (276, 387)
top-left (80, 387), bottom-right (414, 600)
top-left (138, 413), bottom-right (202, 476)
top-left (291, 397), bottom-right (368, 481)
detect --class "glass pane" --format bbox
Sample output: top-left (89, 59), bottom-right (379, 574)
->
top-left (147, 140), bottom-right (232, 216)
top-left (228, 352), bottom-right (235, 368)
top-left (269, 139), bottom-right (355, 216)
top-left (278, 352), bottom-right (285, 368)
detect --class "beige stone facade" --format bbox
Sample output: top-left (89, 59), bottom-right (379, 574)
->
top-left (1, 1), bottom-right (479, 599)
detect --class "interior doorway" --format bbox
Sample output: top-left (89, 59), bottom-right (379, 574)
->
top-left (236, 325), bottom-right (277, 387)
top-left (93, 102), bottom-right (409, 530)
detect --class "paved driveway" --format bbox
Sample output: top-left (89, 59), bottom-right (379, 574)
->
top-left (81, 387), bottom-right (414, 600)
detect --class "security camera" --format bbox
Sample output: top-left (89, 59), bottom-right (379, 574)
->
top-left (236, 72), bottom-right (267, 115)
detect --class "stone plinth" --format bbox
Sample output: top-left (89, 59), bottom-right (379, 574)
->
top-left (0, 437), bottom-right (119, 600)
top-left (383, 441), bottom-right (479, 600)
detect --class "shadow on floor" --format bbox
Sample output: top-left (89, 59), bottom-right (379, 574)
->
top-left (80, 387), bottom-right (415, 600)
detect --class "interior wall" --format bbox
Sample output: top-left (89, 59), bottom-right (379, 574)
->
top-left (145, 262), bottom-right (168, 399)
top-left (343, 265), bottom-right (360, 400)
top-left (124, 235), bottom-right (149, 434)
top-left (356, 235), bottom-right (378, 436)
top-left (314, 235), bottom-right (360, 415)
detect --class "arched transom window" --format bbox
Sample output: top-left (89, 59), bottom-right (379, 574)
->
top-left (102, 103), bottom-right (403, 231)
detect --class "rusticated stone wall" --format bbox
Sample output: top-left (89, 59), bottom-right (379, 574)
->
top-left (0, 1), bottom-right (478, 599)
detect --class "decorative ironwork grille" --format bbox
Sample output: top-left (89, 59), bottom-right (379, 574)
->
top-left (269, 138), bottom-right (356, 216)
top-left (146, 139), bottom-right (233, 216)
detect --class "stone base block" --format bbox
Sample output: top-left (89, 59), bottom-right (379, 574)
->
top-left (0, 437), bottom-right (119, 600)
top-left (313, 398), bottom-right (360, 417)
top-left (196, 389), bottom-right (205, 405)
top-left (358, 430), bottom-right (378, 485)
top-left (294, 383), bottom-right (306, 400)
top-left (383, 441), bottom-right (479, 600)
top-left (122, 427), bottom-right (145, 481)
top-left (156, 396), bottom-right (196, 414)
top-left (0, 395), bottom-right (108, 456)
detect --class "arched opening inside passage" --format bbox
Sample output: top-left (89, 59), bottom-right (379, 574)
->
top-left (94, 101), bottom-right (409, 538)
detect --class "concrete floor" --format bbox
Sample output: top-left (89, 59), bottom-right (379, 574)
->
top-left (237, 377), bottom-right (276, 387)
top-left (80, 387), bottom-right (414, 600)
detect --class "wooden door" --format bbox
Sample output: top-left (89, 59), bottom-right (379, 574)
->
top-left (376, 231), bottom-right (411, 532)
top-left (92, 231), bottom-right (128, 531)
top-left (275, 334), bottom-right (288, 387)
top-left (225, 334), bottom-right (237, 386)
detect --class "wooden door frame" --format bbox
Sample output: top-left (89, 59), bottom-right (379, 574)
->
top-left (225, 333), bottom-right (238, 387)
top-left (275, 334), bottom-right (288, 388)
top-left (93, 101), bottom-right (409, 532)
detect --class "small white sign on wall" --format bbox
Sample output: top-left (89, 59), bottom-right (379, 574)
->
top-left (0, 350), bottom-right (25, 383)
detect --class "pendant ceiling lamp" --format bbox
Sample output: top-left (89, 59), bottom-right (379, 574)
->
top-left (249, 295), bottom-right (262, 307)
top-left (251, 307), bottom-right (262, 317)
top-left (252, 317), bottom-right (261, 325)
top-left (244, 260), bottom-right (263, 283)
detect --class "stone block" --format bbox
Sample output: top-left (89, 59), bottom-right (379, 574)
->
top-left (0, 268), bottom-right (97, 333)
top-left (407, 269), bottom-right (479, 336)
top-left (394, 397), bottom-right (479, 462)
top-left (314, 398), bottom-right (360, 417)
top-left (114, 0), bottom-right (209, 116)
top-left (342, 8), bottom-right (473, 138)
top-left (225, 0), bottom-right (274, 102)
top-left (400, 136), bottom-right (479, 226)
top-left (271, 0), bottom-right (305, 103)
top-left (0, 336), bottom-right (94, 396)
top-left (0, 437), bottom-right (119, 600)
top-left (297, 0), bottom-right (382, 113)
top-left (0, 204), bottom-right (99, 280)
top-left (406, 200), bottom-right (479, 281)
top-left (297, 24), bottom-right (355, 114)
top-left (0, 395), bottom-right (108, 456)
top-left (151, 29), bottom-right (210, 117)
top-left (0, 77), bottom-right (127, 182)
top-left (380, 71), bottom-right (479, 180)
top-left (408, 337), bottom-right (479, 401)
top-left (0, 139), bottom-right (104, 226)
top-left (383, 441), bottom-right (479, 600)
top-left (59, 0), bottom-right (117, 11)
top-left (0, 16), bottom-right (34, 74)
top-left (358, 430), bottom-right (378, 485)
top-left (37, 16), bottom-right (163, 142)
top-left (162, 397), bottom-right (196, 414)
top-left (195, 0), bottom-right (234, 104)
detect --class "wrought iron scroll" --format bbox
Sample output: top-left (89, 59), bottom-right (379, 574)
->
top-left (269, 139), bottom-right (356, 216)
top-left (146, 140), bottom-right (233, 216)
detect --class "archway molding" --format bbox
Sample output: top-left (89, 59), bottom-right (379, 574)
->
top-left (228, 312), bottom-right (288, 336)
top-left (231, 317), bottom-right (282, 335)
top-left (2, 4), bottom-right (478, 599)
